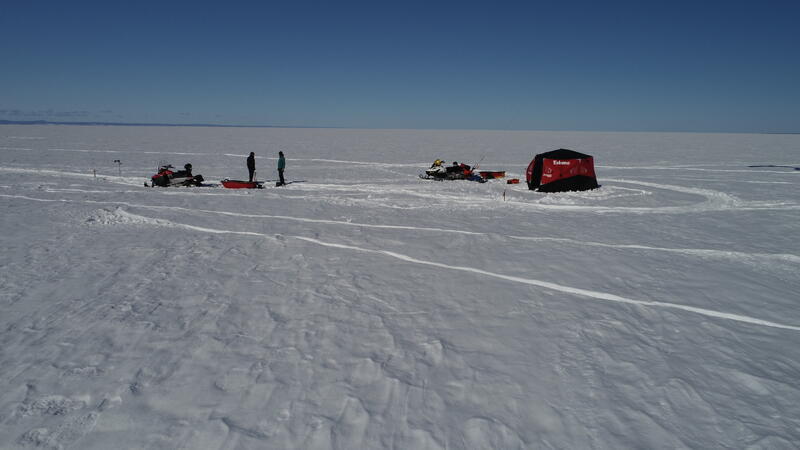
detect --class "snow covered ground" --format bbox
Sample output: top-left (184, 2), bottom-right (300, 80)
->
top-left (1, 125), bottom-right (799, 449)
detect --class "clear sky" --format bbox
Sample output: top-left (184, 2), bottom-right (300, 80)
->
top-left (1, 0), bottom-right (798, 132)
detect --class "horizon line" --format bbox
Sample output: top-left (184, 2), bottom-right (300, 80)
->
top-left (0, 119), bottom-right (797, 135)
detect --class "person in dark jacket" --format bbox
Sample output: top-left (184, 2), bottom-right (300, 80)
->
top-left (446, 161), bottom-right (461, 174)
top-left (277, 151), bottom-right (286, 186)
top-left (246, 152), bottom-right (256, 182)
top-left (174, 163), bottom-right (192, 177)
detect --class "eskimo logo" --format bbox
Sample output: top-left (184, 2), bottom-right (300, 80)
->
top-left (551, 160), bottom-right (572, 165)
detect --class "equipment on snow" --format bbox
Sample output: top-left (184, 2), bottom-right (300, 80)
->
top-left (420, 161), bottom-right (485, 182)
top-left (479, 170), bottom-right (506, 180)
top-left (148, 163), bottom-right (205, 187)
top-left (221, 179), bottom-right (264, 189)
top-left (526, 149), bottom-right (599, 192)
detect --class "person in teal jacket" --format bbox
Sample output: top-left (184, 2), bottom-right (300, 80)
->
top-left (277, 151), bottom-right (286, 186)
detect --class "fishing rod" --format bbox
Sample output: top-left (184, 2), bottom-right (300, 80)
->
top-left (472, 153), bottom-right (487, 170)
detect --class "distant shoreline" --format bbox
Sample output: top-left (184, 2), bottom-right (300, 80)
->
top-left (0, 120), bottom-right (797, 134)
top-left (0, 119), bottom-right (327, 129)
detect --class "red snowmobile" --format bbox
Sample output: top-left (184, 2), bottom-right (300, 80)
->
top-left (148, 163), bottom-right (205, 187)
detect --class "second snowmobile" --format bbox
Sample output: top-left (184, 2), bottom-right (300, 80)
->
top-left (420, 160), bottom-right (485, 182)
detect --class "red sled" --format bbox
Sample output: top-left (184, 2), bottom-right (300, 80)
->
top-left (479, 171), bottom-right (506, 179)
top-left (221, 179), bottom-right (264, 189)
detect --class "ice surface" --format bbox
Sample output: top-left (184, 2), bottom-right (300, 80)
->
top-left (1, 125), bottom-right (799, 449)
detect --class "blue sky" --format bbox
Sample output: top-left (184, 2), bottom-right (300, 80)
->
top-left (1, 0), bottom-right (798, 132)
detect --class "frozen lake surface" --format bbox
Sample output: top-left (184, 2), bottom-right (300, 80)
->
top-left (1, 125), bottom-right (799, 449)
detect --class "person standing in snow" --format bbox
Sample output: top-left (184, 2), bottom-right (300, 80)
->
top-left (277, 151), bottom-right (286, 186)
top-left (246, 152), bottom-right (256, 182)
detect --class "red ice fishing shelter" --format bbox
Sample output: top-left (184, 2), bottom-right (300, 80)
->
top-left (526, 149), bottom-right (599, 192)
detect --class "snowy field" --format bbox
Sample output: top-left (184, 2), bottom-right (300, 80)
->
top-left (1, 125), bottom-right (799, 449)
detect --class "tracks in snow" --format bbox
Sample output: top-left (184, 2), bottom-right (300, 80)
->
top-left (3, 192), bottom-right (799, 266)
top-left (76, 205), bottom-right (800, 333)
top-left (3, 180), bottom-right (800, 333)
top-left (1, 162), bottom-right (797, 214)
